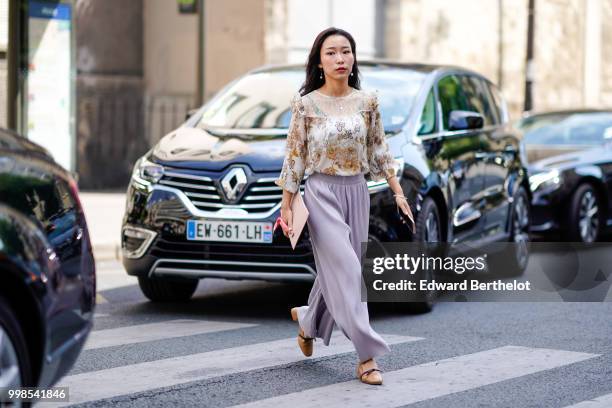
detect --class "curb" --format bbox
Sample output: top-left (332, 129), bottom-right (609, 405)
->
top-left (93, 243), bottom-right (122, 262)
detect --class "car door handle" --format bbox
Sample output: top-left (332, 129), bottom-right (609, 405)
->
top-left (483, 185), bottom-right (503, 198)
top-left (453, 202), bottom-right (482, 227)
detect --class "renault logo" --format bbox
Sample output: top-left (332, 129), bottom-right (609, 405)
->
top-left (221, 167), bottom-right (247, 201)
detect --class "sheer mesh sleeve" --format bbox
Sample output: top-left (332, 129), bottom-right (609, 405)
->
top-left (366, 92), bottom-right (396, 182)
top-left (275, 93), bottom-right (308, 193)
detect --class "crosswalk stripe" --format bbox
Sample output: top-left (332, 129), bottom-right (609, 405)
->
top-left (232, 345), bottom-right (599, 408)
top-left (563, 393), bottom-right (612, 407)
top-left (84, 319), bottom-right (258, 350)
top-left (95, 293), bottom-right (108, 304)
top-left (54, 332), bottom-right (420, 405)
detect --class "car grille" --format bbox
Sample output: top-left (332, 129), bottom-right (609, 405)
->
top-left (158, 171), bottom-right (305, 214)
top-left (149, 234), bottom-right (314, 265)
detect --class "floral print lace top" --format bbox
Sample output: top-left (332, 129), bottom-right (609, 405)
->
top-left (274, 88), bottom-right (396, 193)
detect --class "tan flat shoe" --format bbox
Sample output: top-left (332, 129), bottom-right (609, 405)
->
top-left (357, 358), bottom-right (383, 385)
top-left (290, 307), bottom-right (314, 357)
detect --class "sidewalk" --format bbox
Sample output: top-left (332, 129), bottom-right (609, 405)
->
top-left (79, 192), bottom-right (126, 261)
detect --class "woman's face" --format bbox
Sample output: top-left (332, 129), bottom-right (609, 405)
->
top-left (318, 34), bottom-right (354, 81)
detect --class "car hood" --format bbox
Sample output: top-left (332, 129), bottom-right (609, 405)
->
top-left (150, 127), bottom-right (287, 172)
top-left (526, 143), bottom-right (611, 172)
top-left (151, 126), bottom-right (405, 173)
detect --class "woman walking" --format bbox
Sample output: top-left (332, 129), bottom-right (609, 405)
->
top-left (274, 27), bottom-right (413, 386)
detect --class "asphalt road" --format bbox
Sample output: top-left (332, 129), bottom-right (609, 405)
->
top-left (43, 255), bottom-right (612, 408)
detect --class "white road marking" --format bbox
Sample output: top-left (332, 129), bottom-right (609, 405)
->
top-left (563, 392), bottom-right (612, 407)
top-left (53, 333), bottom-right (420, 405)
top-left (233, 345), bottom-right (599, 407)
top-left (84, 319), bottom-right (257, 350)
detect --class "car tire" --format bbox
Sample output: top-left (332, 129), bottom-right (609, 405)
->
top-left (415, 196), bottom-right (442, 244)
top-left (137, 276), bottom-right (199, 302)
top-left (407, 196), bottom-right (441, 314)
top-left (565, 183), bottom-right (601, 243)
top-left (0, 296), bottom-right (33, 394)
top-left (489, 185), bottom-right (530, 277)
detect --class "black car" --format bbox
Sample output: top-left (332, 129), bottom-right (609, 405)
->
top-left (122, 61), bottom-right (531, 312)
top-left (516, 110), bottom-right (612, 242)
top-left (0, 129), bottom-right (96, 398)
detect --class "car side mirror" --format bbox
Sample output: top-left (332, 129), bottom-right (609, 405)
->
top-left (448, 110), bottom-right (484, 131)
top-left (185, 108), bottom-right (199, 121)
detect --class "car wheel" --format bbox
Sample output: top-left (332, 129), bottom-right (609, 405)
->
top-left (491, 186), bottom-right (530, 277)
top-left (566, 183), bottom-right (601, 243)
top-left (415, 197), bottom-right (442, 244)
top-left (0, 296), bottom-right (32, 398)
top-left (137, 276), bottom-right (199, 302)
top-left (408, 196), bottom-right (441, 314)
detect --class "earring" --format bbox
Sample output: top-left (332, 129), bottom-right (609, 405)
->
top-left (320, 69), bottom-right (323, 79)
top-left (350, 72), bottom-right (354, 77)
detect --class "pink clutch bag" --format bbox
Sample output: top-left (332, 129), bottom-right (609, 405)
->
top-left (273, 191), bottom-right (309, 250)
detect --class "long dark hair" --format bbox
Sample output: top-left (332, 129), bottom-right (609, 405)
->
top-left (299, 27), bottom-right (361, 96)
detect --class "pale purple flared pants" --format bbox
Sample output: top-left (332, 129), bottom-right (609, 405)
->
top-left (295, 172), bottom-right (391, 363)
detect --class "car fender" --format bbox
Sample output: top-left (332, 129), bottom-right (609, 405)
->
top-left (0, 204), bottom-right (55, 387)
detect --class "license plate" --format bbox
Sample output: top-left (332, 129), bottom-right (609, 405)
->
top-left (186, 220), bottom-right (273, 243)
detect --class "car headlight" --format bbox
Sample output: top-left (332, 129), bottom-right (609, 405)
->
top-left (529, 169), bottom-right (561, 192)
top-left (132, 156), bottom-right (164, 185)
top-left (367, 157), bottom-right (404, 193)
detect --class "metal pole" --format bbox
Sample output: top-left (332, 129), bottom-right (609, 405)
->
top-left (524, 0), bottom-right (535, 112)
top-left (7, 0), bottom-right (19, 131)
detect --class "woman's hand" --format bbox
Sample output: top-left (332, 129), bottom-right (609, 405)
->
top-left (280, 206), bottom-right (294, 238)
top-left (395, 195), bottom-right (415, 233)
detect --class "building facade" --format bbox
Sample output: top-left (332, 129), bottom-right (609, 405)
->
top-left (2, 0), bottom-right (611, 189)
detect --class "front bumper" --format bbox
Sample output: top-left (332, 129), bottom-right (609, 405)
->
top-left (123, 231), bottom-right (316, 283)
top-left (121, 180), bottom-right (317, 282)
top-left (529, 186), bottom-right (567, 233)
top-left (121, 171), bottom-right (405, 283)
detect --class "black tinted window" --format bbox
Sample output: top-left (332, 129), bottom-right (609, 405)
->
top-left (196, 66), bottom-right (427, 132)
top-left (437, 75), bottom-right (472, 130)
top-left (460, 76), bottom-right (497, 126)
top-left (418, 90), bottom-right (437, 135)
top-left (487, 83), bottom-right (507, 124)
top-left (521, 113), bottom-right (612, 145)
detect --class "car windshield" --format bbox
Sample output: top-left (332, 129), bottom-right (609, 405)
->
top-left (518, 112), bottom-right (612, 145)
top-left (195, 66), bottom-right (426, 133)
